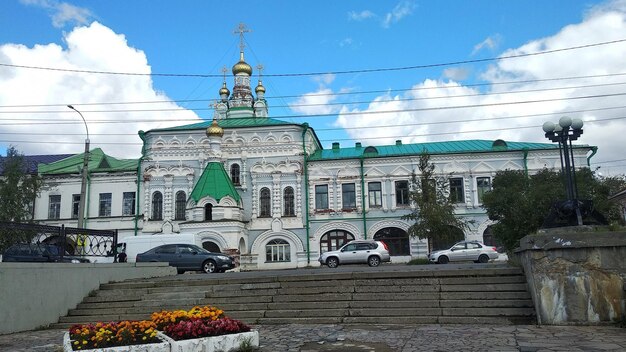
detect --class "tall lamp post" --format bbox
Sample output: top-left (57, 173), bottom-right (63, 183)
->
top-left (542, 116), bottom-right (584, 226)
top-left (67, 105), bottom-right (89, 229)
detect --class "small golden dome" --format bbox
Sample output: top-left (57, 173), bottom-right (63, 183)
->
top-left (219, 82), bottom-right (230, 96)
top-left (232, 52), bottom-right (253, 76)
top-left (255, 81), bottom-right (265, 93)
top-left (206, 119), bottom-right (224, 137)
top-left (232, 61), bottom-right (252, 76)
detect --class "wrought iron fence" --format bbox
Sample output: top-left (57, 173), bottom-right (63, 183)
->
top-left (0, 221), bottom-right (117, 260)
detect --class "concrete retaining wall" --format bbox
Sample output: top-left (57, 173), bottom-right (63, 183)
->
top-left (0, 262), bottom-right (176, 334)
top-left (517, 228), bottom-right (626, 325)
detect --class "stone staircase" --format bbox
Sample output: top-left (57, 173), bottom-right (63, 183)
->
top-left (53, 266), bottom-right (536, 327)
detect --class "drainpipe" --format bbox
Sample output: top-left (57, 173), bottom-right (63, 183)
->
top-left (586, 146), bottom-right (598, 168)
top-left (359, 156), bottom-right (367, 239)
top-left (301, 124), bottom-right (311, 264)
top-left (85, 172), bottom-right (91, 228)
top-left (134, 131), bottom-right (147, 236)
top-left (522, 148), bottom-right (529, 177)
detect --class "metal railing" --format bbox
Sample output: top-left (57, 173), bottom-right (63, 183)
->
top-left (0, 221), bottom-right (117, 260)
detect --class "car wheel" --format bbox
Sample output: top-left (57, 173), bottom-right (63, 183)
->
top-left (176, 268), bottom-right (185, 274)
top-left (326, 257), bottom-right (339, 268)
top-left (202, 260), bottom-right (217, 273)
top-left (478, 254), bottom-right (489, 263)
top-left (438, 255), bottom-right (449, 264)
top-left (367, 256), bottom-right (381, 267)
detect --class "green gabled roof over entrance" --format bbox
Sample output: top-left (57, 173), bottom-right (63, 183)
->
top-left (190, 162), bottom-right (241, 203)
top-left (38, 148), bottom-right (138, 175)
top-left (308, 140), bottom-right (573, 161)
top-left (149, 117), bottom-right (297, 133)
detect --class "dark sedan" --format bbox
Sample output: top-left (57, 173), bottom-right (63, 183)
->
top-left (2, 244), bottom-right (90, 263)
top-left (135, 243), bottom-right (235, 274)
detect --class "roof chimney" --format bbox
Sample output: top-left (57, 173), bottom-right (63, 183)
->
top-left (396, 140), bottom-right (402, 146)
top-left (332, 142), bottom-right (340, 150)
top-left (355, 142), bottom-right (362, 148)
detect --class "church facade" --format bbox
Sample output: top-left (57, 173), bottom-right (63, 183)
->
top-left (33, 47), bottom-right (596, 270)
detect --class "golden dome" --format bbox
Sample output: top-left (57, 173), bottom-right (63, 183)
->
top-left (219, 82), bottom-right (230, 96)
top-left (206, 119), bottom-right (224, 137)
top-left (255, 81), bottom-right (265, 93)
top-left (232, 52), bottom-right (253, 76)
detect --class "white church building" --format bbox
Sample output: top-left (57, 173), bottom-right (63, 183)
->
top-left (33, 45), bottom-right (595, 270)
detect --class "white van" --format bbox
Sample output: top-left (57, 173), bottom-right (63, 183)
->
top-left (117, 234), bottom-right (199, 263)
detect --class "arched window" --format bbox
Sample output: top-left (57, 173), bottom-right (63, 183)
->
top-left (259, 187), bottom-right (271, 217)
top-left (230, 164), bottom-right (241, 185)
top-left (283, 187), bottom-right (295, 216)
top-left (374, 227), bottom-right (410, 256)
top-left (205, 204), bottom-right (213, 221)
top-left (430, 226), bottom-right (465, 251)
top-left (266, 239), bottom-right (290, 262)
top-left (202, 241), bottom-right (220, 253)
top-left (175, 191), bottom-right (186, 220)
top-left (151, 191), bottom-right (163, 220)
top-left (320, 230), bottom-right (355, 254)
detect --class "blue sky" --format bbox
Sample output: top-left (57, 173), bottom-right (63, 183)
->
top-left (1, 0), bottom-right (626, 176)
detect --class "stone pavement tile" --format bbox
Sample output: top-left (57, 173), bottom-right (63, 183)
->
top-left (2, 323), bottom-right (626, 352)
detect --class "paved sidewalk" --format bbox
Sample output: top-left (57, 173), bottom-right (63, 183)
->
top-left (1, 324), bottom-right (625, 352)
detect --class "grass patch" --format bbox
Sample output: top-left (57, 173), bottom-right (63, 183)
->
top-left (406, 258), bottom-right (430, 265)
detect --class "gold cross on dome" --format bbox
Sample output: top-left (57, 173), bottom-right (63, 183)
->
top-left (233, 23), bottom-right (251, 52)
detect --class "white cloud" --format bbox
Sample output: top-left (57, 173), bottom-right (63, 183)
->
top-left (443, 67), bottom-right (470, 81)
top-left (339, 38), bottom-right (354, 47)
top-left (0, 22), bottom-right (201, 158)
top-left (348, 1), bottom-right (415, 28)
top-left (313, 74), bottom-right (336, 86)
top-left (348, 10), bottom-right (375, 21)
top-left (472, 34), bottom-right (502, 55)
top-left (382, 1), bottom-right (416, 28)
top-left (289, 88), bottom-right (339, 116)
top-left (335, 2), bottom-right (626, 175)
top-left (20, 0), bottom-right (93, 28)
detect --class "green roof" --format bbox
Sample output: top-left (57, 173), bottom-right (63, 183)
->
top-left (148, 117), bottom-right (298, 133)
top-left (309, 140), bottom-right (578, 161)
top-left (190, 162), bottom-right (241, 203)
top-left (38, 148), bottom-right (138, 175)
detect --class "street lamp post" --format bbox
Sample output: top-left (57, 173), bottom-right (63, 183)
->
top-left (542, 116), bottom-right (584, 226)
top-left (67, 105), bottom-right (89, 229)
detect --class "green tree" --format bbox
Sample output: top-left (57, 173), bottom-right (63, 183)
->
top-left (482, 168), bottom-right (626, 252)
top-left (0, 146), bottom-right (43, 252)
top-left (402, 151), bottom-right (471, 251)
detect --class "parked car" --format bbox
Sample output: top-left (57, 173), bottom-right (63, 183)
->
top-left (135, 243), bottom-right (235, 274)
top-left (318, 240), bottom-right (391, 268)
top-left (428, 241), bottom-right (499, 264)
top-left (1, 244), bottom-right (90, 263)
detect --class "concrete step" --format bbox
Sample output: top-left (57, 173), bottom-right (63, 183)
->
top-left (59, 267), bottom-right (537, 326)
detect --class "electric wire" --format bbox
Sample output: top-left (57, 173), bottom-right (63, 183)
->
top-left (0, 39), bottom-right (624, 78)
top-left (3, 72), bottom-right (626, 108)
top-left (2, 91), bottom-right (626, 119)
top-left (1, 114), bottom-right (624, 145)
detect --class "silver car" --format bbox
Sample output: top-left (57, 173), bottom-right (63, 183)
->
top-left (428, 240), bottom-right (499, 264)
top-left (318, 240), bottom-right (391, 268)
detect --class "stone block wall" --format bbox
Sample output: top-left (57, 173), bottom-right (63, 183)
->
top-left (517, 228), bottom-right (625, 325)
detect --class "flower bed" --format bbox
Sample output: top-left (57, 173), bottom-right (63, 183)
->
top-left (64, 306), bottom-right (258, 352)
top-left (67, 321), bottom-right (162, 350)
